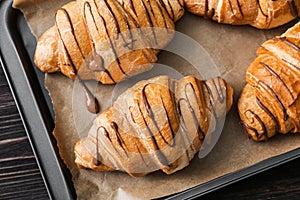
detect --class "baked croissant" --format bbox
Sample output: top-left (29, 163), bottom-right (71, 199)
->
top-left (238, 21), bottom-right (300, 141)
top-left (34, 0), bottom-right (184, 84)
top-left (74, 75), bottom-right (234, 176)
top-left (184, 0), bottom-right (300, 29)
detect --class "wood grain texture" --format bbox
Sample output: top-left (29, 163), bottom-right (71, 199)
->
top-left (0, 68), bottom-right (49, 200)
top-left (1, 62), bottom-right (300, 199)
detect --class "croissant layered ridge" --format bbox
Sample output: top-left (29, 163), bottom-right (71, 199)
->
top-left (74, 75), bottom-right (234, 177)
top-left (238, 22), bottom-right (300, 141)
top-left (34, 0), bottom-right (184, 84)
top-left (184, 0), bottom-right (300, 29)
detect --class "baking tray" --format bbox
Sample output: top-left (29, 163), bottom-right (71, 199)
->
top-left (1, 0), bottom-right (300, 199)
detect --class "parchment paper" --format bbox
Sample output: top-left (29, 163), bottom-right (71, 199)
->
top-left (13, 0), bottom-right (300, 199)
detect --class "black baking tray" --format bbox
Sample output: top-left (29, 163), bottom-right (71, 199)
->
top-left (1, 0), bottom-right (300, 199)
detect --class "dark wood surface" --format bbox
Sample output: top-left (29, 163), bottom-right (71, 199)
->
top-left (1, 64), bottom-right (300, 200)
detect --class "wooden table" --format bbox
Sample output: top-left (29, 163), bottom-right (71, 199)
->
top-left (1, 66), bottom-right (300, 199)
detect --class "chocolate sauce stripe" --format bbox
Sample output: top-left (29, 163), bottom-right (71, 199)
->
top-left (177, 98), bottom-right (189, 131)
top-left (90, 0), bottom-right (118, 82)
top-left (142, 84), bottom-right (176, 147)
top-left (83, 2), bottom-right (108, 73)
top-left (274, 36), bottom-right (300, 51)
top-left (92, 128), bottom-right (101, 166)
top-left (110, 122), bottom-right (129, 157)
top-left (135, 100), bottom-right (169, 166)
top-left (56, 8), bottom-right (102, 114)
top-left (213, 77), bottom-right (225, 103)
top-left (245, 109), bottom-right (268, 139)
top-left (228, 0), bottom-right (235, 16)
top-left (204, 0), bottom-right (215, 19)
top-left (259, 46), bottom-right (300, 72)
top-left (96, 0), bottom-right (127, 76)
top-left (281, 58), bottom-right (300, 72)
top-left (158, 0), bottom-right (174, 20)
top-left (236, 0), bottom-right (244, 18)
top-left (204, 0), bottom-right (209, 16)
top-left (103, 0), bottom-right (120, 37)
top-left (128, 0), bottom-right (137, 16)
top-left (184, 83), bottom-right (205, 140)
top-left (203, 82), bottom-right (218, 121)
top-left (256, 0), bottom-right (268, 17)
top-left (83, 2), bottom-right (97, 50)
top-left (57, 8), bottom-right (86, 62)
top-left (155, 0), bottom-right (171, 31)
top-left (55, 9), bottom-right (78, 74)
top-left (241, 121), bottom-right (265, 139)
top-left (140, 0), bottom-right (158, 45)
top-left (110, 0), bottom-right (135, 50)
top-left (97, 126), bottom-right (122, 159)
top-left (178, 0), bottom-right (184, 7)
top-left (260, 61), bottom-right (294, 101)
top-left (147, 0), bottom-right (162, 44)
top-left (258, 80), bottom-right (288, 121)
top-left (136, 143), bottom-right (148, 167)
top-left (256, 97), bottom-right (279, 132)
top-left (177, 97), bottom-right (203, 150)
top-left (78, 78), bottom-right (100, 114)
top-left (160, 95), bottom-right (176, 147)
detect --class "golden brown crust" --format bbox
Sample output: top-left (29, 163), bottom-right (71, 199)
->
top-left (34, 0), bottom-right (184, 84)
top-left (238, 22), bottom-right (300, 141)
top-left (184, 0), bottom-right (300, 29)
top-left (74, 75), bottom-right (234, 176)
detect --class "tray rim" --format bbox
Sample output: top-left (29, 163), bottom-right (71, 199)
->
top-left (1, 0), bottom-right (300, 199)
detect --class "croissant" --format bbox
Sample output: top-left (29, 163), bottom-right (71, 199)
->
top-left (184, 0), bottom-right (300, 29)
top-left (74, 75), bottom-right (234, 176)
top-left (34, 0), bottom-right (184, 84)
top-left (238, 21), bottom-right (300, 141)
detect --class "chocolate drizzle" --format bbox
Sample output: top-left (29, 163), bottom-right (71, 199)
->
top-left (136, 143), bottom-right (148, 166)
top-left (259, 80), bottom-right (288, 121)
top-left (110, 122), bottom-right (128, 157)
top-left (92, 0), bottom-right (128, 76)
top-left (56, 8), bottom-right (78, 73)
top-left (177, 83), bottom-right (205, 141)
top-left (204, 0), bottom-right (215, 19)
top-left (100, 126), bottom-right (121, 156)
top-left (79, 79), bottom-right (100, 114)
top-left (275, 36), bottom-right (300, 51)
top-left (135, 100), bottom-right (169, 166)
top-left (160, 95), bottom-right (176, 147)
top-left (155, 0), bottom-right (172, 32)
top-left (260, 62), bottom-right (294, 101)
top-left (177, 98), bottom-right (188, 131)
top-left (288, 0), bottom-right (298, 17)
top-left (89, 50), bottom-right (105, 71)
top-left (159, 0), bottom-right (174, 20)
top-left (212, 78), bottom-right (225, 103)
top-left (243, 110), bottom-right (268, 139)
top-left (109, 0), bottom-right (136, 50)
top-left (256, 0), bottom-right (268, 17)
top-left (141, 84), bottom-right (176, 147)
top-left (83, 2), bottom-right (115, 83)
top-left (236, 0), bottom-right (244, 18)
top-left (93, 128), bottom-right (102, 166)
top-left (128, 0), bottom-right (137, 16)
top-left (141, 0), bottom-right (158, 45)
top-left (203, 81), bottom-right (218, 119)
top-left (58, 8), bottom-right (86, 58)
top-left (256, 97), bottom-right (279, 132)
top-left (282, 58), bottom-right (300, 72)
top-left (56, 8), bottom-right (101, 114)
